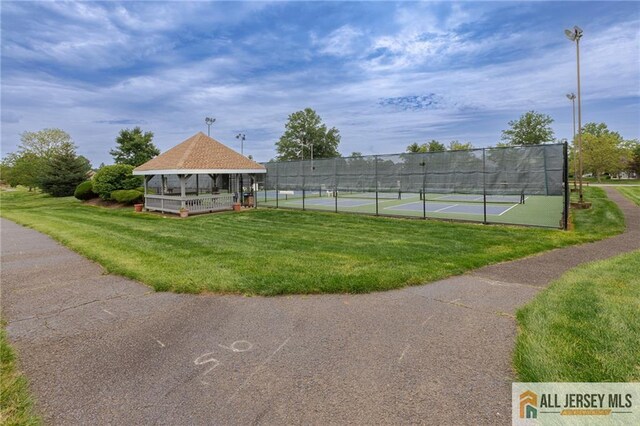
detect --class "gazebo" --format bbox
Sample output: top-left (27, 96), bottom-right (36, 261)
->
top-left (133, 132), bottom-right (266, 214)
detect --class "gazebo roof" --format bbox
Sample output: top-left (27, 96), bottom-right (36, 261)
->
top-left (133, 132), bottom-right (266, 175)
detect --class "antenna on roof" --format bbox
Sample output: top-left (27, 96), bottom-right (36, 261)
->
top-left (205, 117), bottom-right (216, 136)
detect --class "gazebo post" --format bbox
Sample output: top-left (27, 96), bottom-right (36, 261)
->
top-left (179, 174), bottom-right (186, 210)
top-left (160, 174), bottom-right (165, 212)
top-left (196, 175), bottom-right (199, 195)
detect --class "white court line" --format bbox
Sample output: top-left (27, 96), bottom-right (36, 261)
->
top-left (498, 203), bottom-right (520, 216)
top-left (434, 203), bottom-right (459, 212)
top-left (382, 201), bottom-right (422, 210)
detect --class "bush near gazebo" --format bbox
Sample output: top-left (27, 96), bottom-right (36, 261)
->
top-left (111, 189), bottom-right (144, 205)
top-left (92, 164), bottom-right (142, 200)
top-left (74, 181), bottom-right (98, 200)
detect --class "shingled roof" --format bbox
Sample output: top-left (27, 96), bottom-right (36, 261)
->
top-left (133, 132), bottom-right (266, 175)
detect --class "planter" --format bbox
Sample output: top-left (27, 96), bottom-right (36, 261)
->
top-left (134, 203), bottom-right (144, 212)
top-left (232, 203), bottom-right (242, 212)
top-left (179, 210), bottom-right (189, 218)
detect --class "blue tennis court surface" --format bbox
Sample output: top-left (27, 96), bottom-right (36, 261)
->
top-left (431, 194), bottom-right (523, 203)
top-left (385, 201), bottom-right (514, 215)
top-left (286, 198), bottom-right (375, 208)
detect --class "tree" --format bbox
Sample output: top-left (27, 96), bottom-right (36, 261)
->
top-left (92, 164), bottom-right (142, 200)
top-left (40, 144), bottom-right (91, 196)
top-left (4, 128), bottom-right (79, 190)
top-left (630, 143), bottom-right (640, 177)
top-left (501, 111), bottom-right (555, 145)
top-left (18, 128), bottom-right (75, 158)
top-left (1, 152), bottom-right (43, 190)
top-left (406, 140), bottom-right (445, 153)
top-left (448, 140), bottom-right (473, 151)
top-left (110, 127), bottom-right (160, 166)
top-left (581, 132), bottom-right (622, 182)
top-left (350, 152), bottom-right (363, 157)
top-left (275, 108), bottom-right (340, 160)
top-left (582, 122), bottom-right (622, 139)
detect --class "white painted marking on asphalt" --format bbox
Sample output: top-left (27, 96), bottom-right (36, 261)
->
top-left (227, 337), bottom-right (291, 403)
top-left (194, 352), bottom-right (222, 385)
top-left (398, 344), bottom-right (410, 362)
top-left (156, 340), bottom-right (165, 348)
top-left (218, 340), bottom-right (253, 353)
top-left (102, 309), bottom-right (115, 316)
top-left (421, 315), bottom-right (434, 326)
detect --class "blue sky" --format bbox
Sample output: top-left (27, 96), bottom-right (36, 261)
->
top-left (1, 1), bottom-right (639, 165)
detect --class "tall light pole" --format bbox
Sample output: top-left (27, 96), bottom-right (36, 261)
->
top-left (300, 142), bottom-right (314, 173)
top-left (236, 133), bottom-right (246, 155)
top-left (566, 93), bottom-right (577, 189)
top-left (565, 26), bottom-right (584, 205)
top-left (205, 117), bottom-right (216, 137)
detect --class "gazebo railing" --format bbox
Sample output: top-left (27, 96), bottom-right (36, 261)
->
top-left (144, 194), bottom-right (234, 214)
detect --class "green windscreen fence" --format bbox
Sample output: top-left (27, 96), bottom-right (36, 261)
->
top-left (258, 143), bottom-right (568, 229)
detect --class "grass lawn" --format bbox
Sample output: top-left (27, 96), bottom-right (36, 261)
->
top-left (0, 324), bottom-right (40, 425)
top-left (581, 177), bottom-right (640, 185)
top-left (0, 187), bottom-right (624, 295)
top-left (617, 186), bottom-right (640, 206)
top-left (514, 251), bottom-right (640, 382)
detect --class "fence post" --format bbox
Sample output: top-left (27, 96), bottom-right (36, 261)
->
top-left (275, 164), bottom-right (279, 208)
top-left (334, 157), bottom-right (338, 213)
top-left (375, 155), bottom-right (379, 216)
top-left (302, 159), bottom-right (305, 211)
top-left (483, 148), bottom-right (487, 225)
top-left (563, 142), bottom-right (569, 230)
top-left (422, 154), bottom-right (427, 219)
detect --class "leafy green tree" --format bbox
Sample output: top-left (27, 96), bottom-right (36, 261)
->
top-left (406, 140), bottom-right (445, 153)
top-left (276, 108), bottom-right (340, 160)
top-left (92, 164), bottom-right (142, 200)
top-left (581, 122), bottom-right (623, 139)
top-left (630, 143), bottom-right (640, 177)
top-left (581, 133), bottom-right (622, 182)
top-left (501, 111), bottom-right (555, 145)
top-left (18, 128), bottom-right (75, 157)
top-left (110, 127), bottom-right (160, 166)
top-left (448, 140), bottom-right (473, 151)
top-left (40, 144), bottom-right (91, 196)
top-left (1, 152), bottom-right (43, 190)
top-left (350, 151), bottom-right (363, 157)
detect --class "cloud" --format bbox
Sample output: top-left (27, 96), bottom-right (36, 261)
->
top-left (313, 25), bottom-right (364, 57)
top-left (94, 119), bottom-right (148, 125)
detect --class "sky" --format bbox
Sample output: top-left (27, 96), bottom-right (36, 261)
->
top-left (1, 1), bottom-right (639, 165)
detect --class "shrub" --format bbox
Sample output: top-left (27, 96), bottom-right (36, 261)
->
top-left (111, 189), bottom-right (144, 205)
top-left (74, 181), bottom-right (98, 200)
top-left (92, 164), bottom-right (142, 200)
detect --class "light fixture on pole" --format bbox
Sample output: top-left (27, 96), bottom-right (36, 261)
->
top-left (205, 117), bottom-right (216, 137)
top-left (565, 25), bottom-right (585, 205)
top-left (566, 93), bottom-right (577, 189)
top-left (236, 133), bottom-right (246, 155)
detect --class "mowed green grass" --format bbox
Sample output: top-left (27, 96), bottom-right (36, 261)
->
top-left (514, 251), bottom-right (640, 382)
top-left (617, 186), bottom-right (640, 206)
top-left (0, 187), bottom-right (624, 295)
top-left (1, 324), bottom-right (40, 425)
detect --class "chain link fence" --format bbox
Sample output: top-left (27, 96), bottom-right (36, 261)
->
top-left (257, 143), bottom-right (568, 229)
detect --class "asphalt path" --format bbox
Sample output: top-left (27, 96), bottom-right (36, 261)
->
top-left (2, 187), bottom-right (638, 425)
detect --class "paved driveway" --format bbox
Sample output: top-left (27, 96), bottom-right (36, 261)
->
top-left (2, 188), bottom-right (638, 425)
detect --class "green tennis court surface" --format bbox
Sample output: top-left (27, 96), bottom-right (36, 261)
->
top-left (259, 191), bottom-right (563, 228)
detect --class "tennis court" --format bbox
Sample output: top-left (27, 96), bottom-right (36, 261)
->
top-left (258, 144), bottom-right (569, 229)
